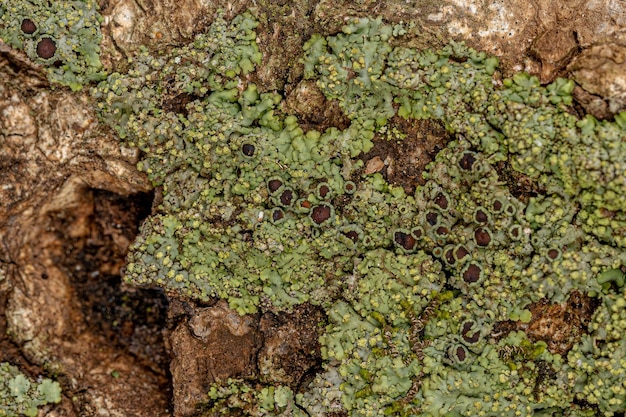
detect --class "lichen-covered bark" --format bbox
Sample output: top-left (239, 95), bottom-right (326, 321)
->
top-left (1, 1), bottom-right (626, 416)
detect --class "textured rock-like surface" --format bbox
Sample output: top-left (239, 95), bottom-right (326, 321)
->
top-left (0, 46), bottom-right (165, 417)
top-left (169, 300), bottom-right (260, 416)
top-left (570, 34), bottom-right (626, 117)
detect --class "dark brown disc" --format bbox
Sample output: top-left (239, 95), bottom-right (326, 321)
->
top-left (36, 37), bottom-right (56, 59)
top-left (311, 205), bottom-right (332, 224)
top-left (21, 19), bottom-right (37, 34)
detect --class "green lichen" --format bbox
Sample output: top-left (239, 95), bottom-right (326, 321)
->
top-left (93, 11), bottom-right (380, 315)
top-left (0, 362), bottom-right (61, 417)
top-left (568, 286), bottom-right (626, 415)
top-left (206, 379), bottom-right (307, 416)
top-left (0, 0), bottom-right (104, 90)
top-left (90, 11), bottom-right (626, 417)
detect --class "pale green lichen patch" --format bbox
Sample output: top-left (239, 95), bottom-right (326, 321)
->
top-left (568, 286), bottom-right (626, 415)
top-left (0, 362), bottom-right (61, 417)
top-left (0, 0), bottom-right (104, 90)
top-left (207, 380), bottom-right (308, 416)
top-left (93, 12), bottom-right (387, 315)
top-left (90, 11), bottom-right (626, 417)
top-left (304, 18), bottom-right (626, 249)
